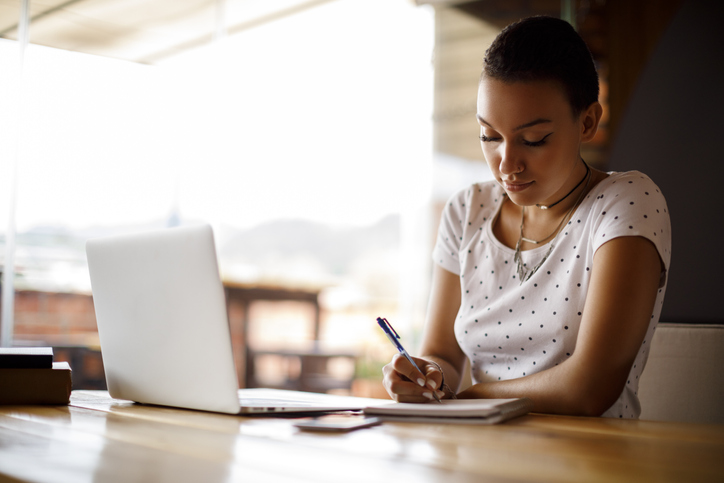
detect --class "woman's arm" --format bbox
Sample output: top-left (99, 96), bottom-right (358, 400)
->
top-left (458, 235), bottom-right (663, 416)
top-left (382, 264), bottom-right (465, 402)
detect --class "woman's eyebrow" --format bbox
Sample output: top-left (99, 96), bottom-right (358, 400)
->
top-left (476, 114), bottom-right (552, 131)
top-left (514, 118), bottom-right (552, 131)
top-left (476, 114), bottom-right (491, 127)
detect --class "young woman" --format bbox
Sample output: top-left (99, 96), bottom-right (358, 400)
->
top-left (382, 16), bottom-right (671, 418)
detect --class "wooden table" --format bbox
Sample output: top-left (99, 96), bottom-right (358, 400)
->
top-left (1, 391), bottom-right (722, 482)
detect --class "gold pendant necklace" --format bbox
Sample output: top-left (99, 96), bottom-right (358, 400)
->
top-left (515, 168), bottom-right (592, 284)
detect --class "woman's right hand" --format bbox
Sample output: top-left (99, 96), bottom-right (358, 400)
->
top-left (382, 353), bottom-right (446, 403)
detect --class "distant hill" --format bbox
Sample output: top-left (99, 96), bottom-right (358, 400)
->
top-left (218, 214), bottom-right (400, 277)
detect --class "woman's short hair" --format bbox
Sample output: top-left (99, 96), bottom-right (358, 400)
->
top-left (483, 16), bottom-right (599, 116)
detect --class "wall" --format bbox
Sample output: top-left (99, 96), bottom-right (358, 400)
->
top-left (606, 0), bottom-right (724, 322)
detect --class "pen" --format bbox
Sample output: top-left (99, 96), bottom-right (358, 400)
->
top-left (377, 317), bottom-right (441, 403)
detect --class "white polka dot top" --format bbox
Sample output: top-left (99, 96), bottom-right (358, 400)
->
top-left (432, 171), bottom-right (672, 419)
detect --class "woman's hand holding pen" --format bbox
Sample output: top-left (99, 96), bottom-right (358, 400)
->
top-left (382, 354), bottom-right (447, 403)
top-left (376, 316), bottom-right (456, 403)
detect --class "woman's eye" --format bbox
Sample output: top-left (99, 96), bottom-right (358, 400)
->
top-left (523, 133), bottom-right (553, 147)
top-left (479, 134), bottom-right (501, 143)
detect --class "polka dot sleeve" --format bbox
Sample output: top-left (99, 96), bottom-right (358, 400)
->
top-left (590, 172), bottom-right (672, 280)
top-left (432, 188), bottom-right (470, 276)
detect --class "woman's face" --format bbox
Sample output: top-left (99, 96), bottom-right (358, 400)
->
top-left (476, 77), bottom-right (590, 208)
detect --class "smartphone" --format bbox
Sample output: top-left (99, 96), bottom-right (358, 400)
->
top-left (294, 416), bottom-right (382, 432)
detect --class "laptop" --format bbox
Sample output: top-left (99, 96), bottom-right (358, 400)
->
top-left (86, 224), bottom-right (377, 415)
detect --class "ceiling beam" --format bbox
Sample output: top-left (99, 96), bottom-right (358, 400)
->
top-left (0, 0), bottom-right (88, 38)
top-left (414, 0), bottom-right (475, 6)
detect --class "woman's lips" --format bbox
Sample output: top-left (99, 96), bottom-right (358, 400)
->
top-left (503, 180), bottom-right (534, 192)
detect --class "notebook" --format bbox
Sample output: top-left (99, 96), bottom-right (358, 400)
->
top-left (86, 224), bottom-right (379, 415)
top-left (363, 398), bottom-right (533, 424)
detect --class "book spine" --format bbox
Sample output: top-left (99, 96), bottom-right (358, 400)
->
top-left (493, 398), bottom-right (534, 423)
top-left (0, 364), bottom-right (72, 405)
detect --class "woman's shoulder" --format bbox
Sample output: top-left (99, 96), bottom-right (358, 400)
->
top-left (586, 169), bottom-right (671, 266)
top-left (586, 170), bottom-right (668, 209)
top-left (596, 170), bottom-right (665, 197)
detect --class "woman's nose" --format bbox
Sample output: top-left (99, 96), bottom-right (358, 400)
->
top-left (499, 144), bottom-right (523, 176)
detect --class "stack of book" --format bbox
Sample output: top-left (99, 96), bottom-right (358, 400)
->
top-left (0, 347), bottom-right (72, 405)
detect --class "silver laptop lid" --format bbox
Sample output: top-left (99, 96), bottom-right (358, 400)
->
top-left (87, 224), bottom-right (242, 414)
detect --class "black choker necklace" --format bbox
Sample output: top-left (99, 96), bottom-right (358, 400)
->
top-left (536, 160), bottom-right (590, 210)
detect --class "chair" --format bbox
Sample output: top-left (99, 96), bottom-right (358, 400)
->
top-left (638, 323), bottom-right (724, 424)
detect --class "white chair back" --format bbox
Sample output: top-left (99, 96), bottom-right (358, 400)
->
top-left (639, 323), bottom-right (724, 424)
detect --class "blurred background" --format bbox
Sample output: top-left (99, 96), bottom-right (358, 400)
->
top-left (1, 0), bottom-right (717, 397)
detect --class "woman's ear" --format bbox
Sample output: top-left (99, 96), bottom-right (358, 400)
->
top-left (580, 101), bottom-right (603, 142)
